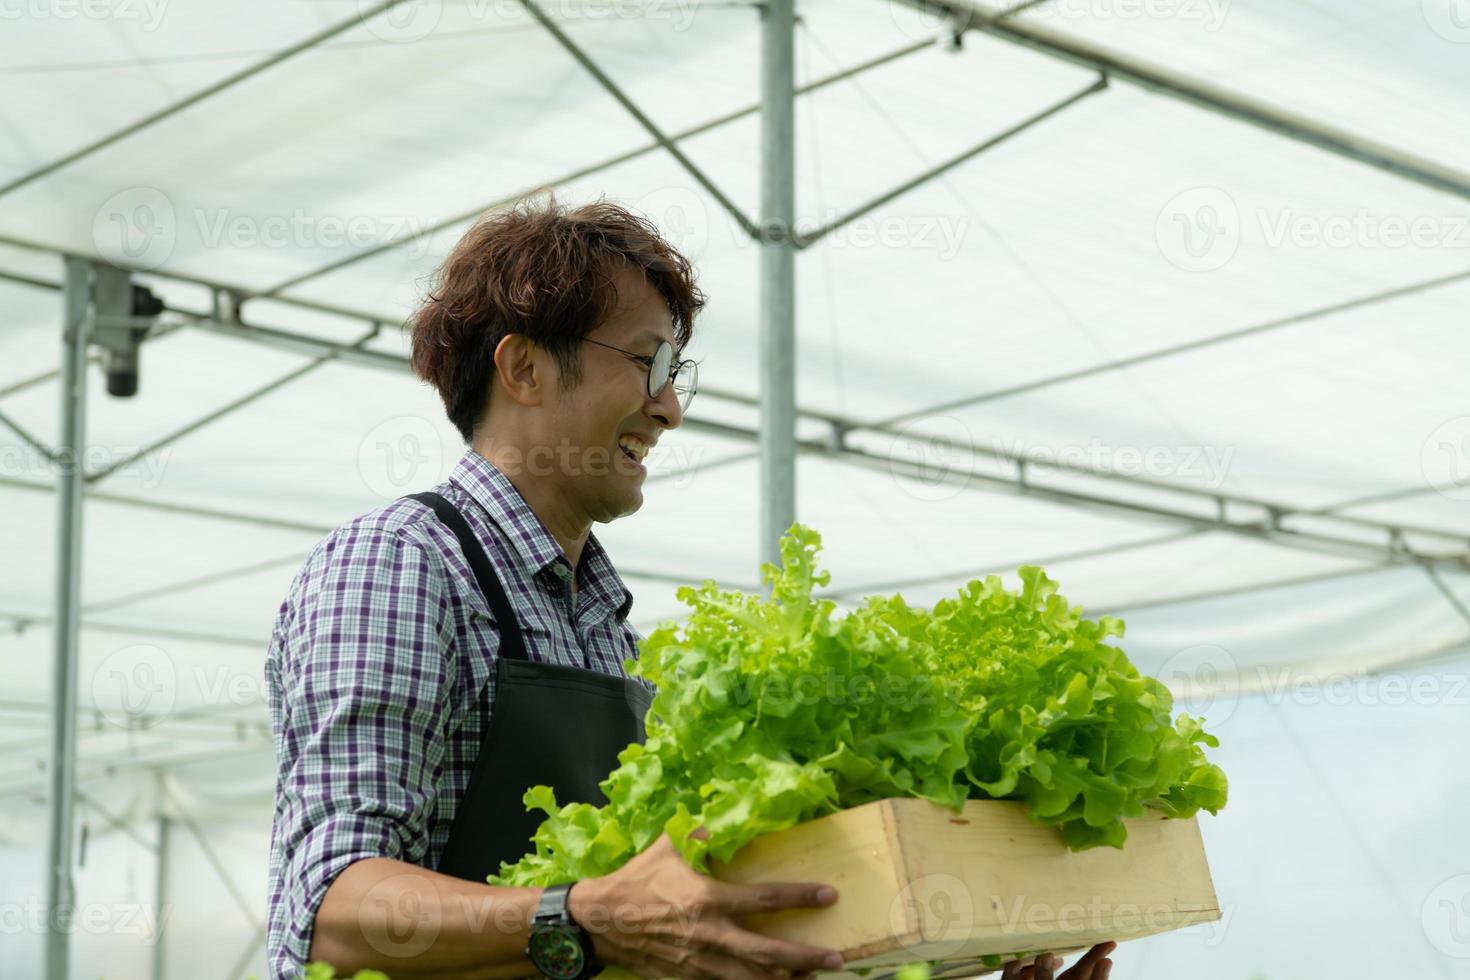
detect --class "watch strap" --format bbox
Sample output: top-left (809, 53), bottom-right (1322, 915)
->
top-left (535, 883), bottom-right (573, 924)
top-left (528, 882), bottom-right (600, 979)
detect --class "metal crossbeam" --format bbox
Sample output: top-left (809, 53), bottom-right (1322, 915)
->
top-left (1, 470), bottom-right (749, 603)
top-left (0, 318), bottom-right (181, 401)
top-left (517, 0), bottom-right (760, 240)
top-left (35, 310), bottom-right (1461, 565)
top-left (18, 294), bottom-right (1466, 573)
top-left (0, 231), bottom-right (399, 328)
top-left (0, 473), bottom-right (333, 536)
top-left (894, 0), bottom-right (1470, 202)
top-left (1091, 563), bottom-right (1385, 615)
top-left (0, 406), bottom-right (56, 461)
top-left (1426, 566), bottom-right (1470, 629)
top-left (874, 265), bottom-right (1470, 428)
top-left (80, 552), bottom-right (311, 615)
top-left (0, 743), bottom-right (270, 800)
top-left (0, 1), bottom-right (413, 201)
top-left (159, 777), bottom-right (262, 931)
top-left (835, 440), bottom-right (1468, 568)
top-left (1306, 482), bottom-right (1452, 516)
top-left (86, 323), bottom-right (381, 486)
top-left (795, 73), bottom-right (1108, 249)
top-left (0, 38), bottom-right (937, 309)
top-left (0, 715), bottom-right (270, 770)
top-left (256, 37), bottom-right (934, 297)
top-left (820, 528), bottom-right (1206, 600)
top-left (0, 604), bottom-right (266, 649)
top-left (75, 789), bottom-right (157, 853)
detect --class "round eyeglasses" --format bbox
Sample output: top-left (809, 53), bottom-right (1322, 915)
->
top-left (582, 337), bottom-right (698, 412)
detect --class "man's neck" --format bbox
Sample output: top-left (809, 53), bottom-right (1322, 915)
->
top-left (473, 438), bottom-right (590, 574)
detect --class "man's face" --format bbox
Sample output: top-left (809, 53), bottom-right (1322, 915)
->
top-left (546, 264), bottom-right (686, 523)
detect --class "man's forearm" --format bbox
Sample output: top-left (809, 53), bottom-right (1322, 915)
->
top-left (309, 857), bottom-right (544, 979)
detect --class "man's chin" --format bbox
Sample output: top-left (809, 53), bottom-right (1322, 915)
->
top-left (593, 485), bottom-right (644, 523)
top-left (617, 488), bottom-right (645, 518)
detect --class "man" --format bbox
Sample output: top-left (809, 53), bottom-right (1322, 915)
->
top-left (263, 199), bottom-right (850, 980)
top-left (265, 198), bottom-right (1117, 980)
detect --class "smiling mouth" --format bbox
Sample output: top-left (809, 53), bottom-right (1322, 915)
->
top-left (618, 434), bottom-right (651, 470)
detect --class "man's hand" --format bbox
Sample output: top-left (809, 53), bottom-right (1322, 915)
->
top-left (1000, 941), bottom-right (1116, 980)
top-left (566, 832), bottom-right (845, 980)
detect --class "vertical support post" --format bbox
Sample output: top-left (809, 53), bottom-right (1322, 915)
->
top-left (151, 806), bottom-right (170, 980)
top-left (759, 0), bottom-right (797, 572)
top-left (45, 255), bottom-right (90, 980)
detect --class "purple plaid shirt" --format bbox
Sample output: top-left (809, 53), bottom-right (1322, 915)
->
top-left (264, 449), bottom-right (645, 980)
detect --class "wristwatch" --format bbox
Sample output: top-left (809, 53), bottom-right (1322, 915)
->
top-left (526, 882), bottom-right (599, 980)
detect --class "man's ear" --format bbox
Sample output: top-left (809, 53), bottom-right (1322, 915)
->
top-left (491, 333), bottom-right (544, 408)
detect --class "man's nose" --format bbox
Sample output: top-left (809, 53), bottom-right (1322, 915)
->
top-left (648, 378), bottom-right (683, 430)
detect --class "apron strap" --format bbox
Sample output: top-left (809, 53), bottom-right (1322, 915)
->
top-left (404, 491), bottom-right (529, 663)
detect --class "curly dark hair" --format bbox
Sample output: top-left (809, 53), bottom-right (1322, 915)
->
top-left (409, 195), bottom-right (705, 444)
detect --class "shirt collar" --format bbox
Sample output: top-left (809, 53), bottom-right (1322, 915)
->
top-left (448, 449), bottom-right (634, 622)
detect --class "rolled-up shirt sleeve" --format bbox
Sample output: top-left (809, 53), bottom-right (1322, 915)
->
top-left (265, 518), bottom-right (456, 980)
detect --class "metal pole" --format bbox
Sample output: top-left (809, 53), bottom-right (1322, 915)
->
top-left (151, 810), bottom-right (170, 980)
top-left (759, 0), bottom-right (797, 572)
top-left (45, 255), bottom-right (91, 980)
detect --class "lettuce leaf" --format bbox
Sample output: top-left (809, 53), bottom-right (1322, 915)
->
top-left (490, 524), bottom-right (1227, 886)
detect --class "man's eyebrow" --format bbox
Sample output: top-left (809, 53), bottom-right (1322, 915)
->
top-left (634, 329), bottom-right (675, 348)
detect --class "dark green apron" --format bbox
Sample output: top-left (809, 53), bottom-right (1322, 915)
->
top-left (404, 491), bottom-right (653, 882)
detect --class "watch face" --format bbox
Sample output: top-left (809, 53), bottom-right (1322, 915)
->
top-left (529, 924), bottom-right (587, 980)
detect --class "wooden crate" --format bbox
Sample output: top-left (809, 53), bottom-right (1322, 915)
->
top-left (710, 797), bottom-right (1219, 978)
